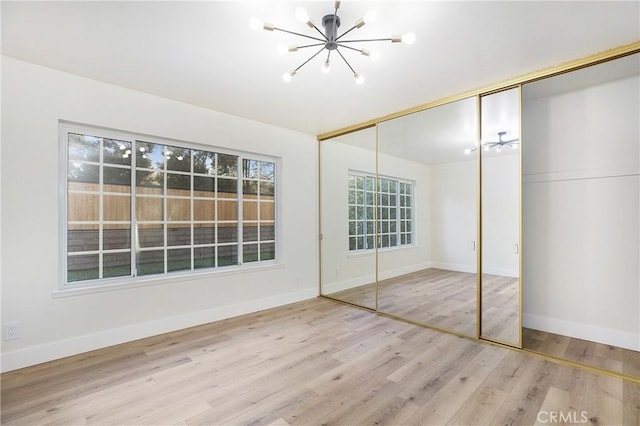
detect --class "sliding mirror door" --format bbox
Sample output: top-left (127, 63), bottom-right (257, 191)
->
top-left (480, 88), bottom-right (521, 346)
top-left (320, 126), bottom-right (377, 309)
top-left (522, 54), bottom-right (639, 376)
top-left (377, 97), bottom-right (478, 336)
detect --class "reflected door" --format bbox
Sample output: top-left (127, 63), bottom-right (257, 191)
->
top-left (480, 87), bottom-right (521, 346)
top-left (320, 127), bottom-right (377, 309)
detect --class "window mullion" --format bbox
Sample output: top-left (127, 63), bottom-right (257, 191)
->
top-left (190, 150), bottom-right (195, 271)
top-left (131, 141), bottom-right (138, 277)
top-left (257, 173), bottom-right (261, 262)
top-left (396, 180), bottom-right (401, 247)
top-left (98, 139), bottom-right (104, 279)
top-left (237, 157), bottom-right (243, 265)
top-left (163, 152), bottom-right (168, 274)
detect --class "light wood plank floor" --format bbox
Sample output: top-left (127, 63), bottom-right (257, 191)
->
top-left (327, 268), bottom-right (519, 342)
top-left (2, 298), bottom-right (638, 425)
top-left (524, 327), bottom-right (640, 378)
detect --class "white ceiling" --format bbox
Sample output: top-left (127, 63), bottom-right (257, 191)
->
top-left (2, 1), bottom-right (639, 136)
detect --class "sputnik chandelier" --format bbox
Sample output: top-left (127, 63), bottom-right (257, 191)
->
top-left (465, 131), bottom-right (519, 154)
top-left (250, 1), bottom-right (415, 84)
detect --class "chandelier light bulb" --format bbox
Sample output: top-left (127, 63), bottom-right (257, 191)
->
top-left (322, 59), bottom-right (331, 74)
top-left (464, 148), bottom-right (472, 155)
top-left (354, 73), bottom-right (365, 85)
top-left (249, 17), bottom-right (262, 31)
top-left (295, 7), bottom-right (309, 23)
top-left (484, 145), bottom-right (490, 151)
top-left (401, 32), bottom-right (416, 45)
top-left (511, 143), bottom-right (518, 149)
top-left (139, 147), bottom-right (146, 152)
top-left (282, 70), bottom-right (296, 82)
top-left (496, 145), bottom-right (503, 152)
top-left (363, 10), bottom-right (378, 24)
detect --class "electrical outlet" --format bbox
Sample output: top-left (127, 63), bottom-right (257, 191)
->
top-left (4, 322), bottom-right (19, 341)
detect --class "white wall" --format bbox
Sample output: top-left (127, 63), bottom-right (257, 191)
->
top-left (0, 57), bottom-right (319, 371)
top-left (429, 159), bottom-right (477, 273)
top-left (522, 73), bottom-right (640, 351)
top-left (481, 153), bottom-right (520, 277)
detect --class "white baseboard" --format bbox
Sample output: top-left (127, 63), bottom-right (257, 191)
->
top-left (322, 273), bottom-right (376, 294)
top-left (379, 262), bottom-right (431, 281)
top-left (483, 267), bottom-right (518, 278)
top-left (0, 288), bottom-right (318, 373)
top-left (429, 261), bottom-right (475, 274)
top-left (523, 313), bottom-right (640, 351)
top-left (322, 262), bottom-right (431, 294)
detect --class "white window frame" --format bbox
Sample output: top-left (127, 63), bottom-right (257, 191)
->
top-left (59, 122), bottom-right (280, 291)
top-left (347, 171), bottom-right (415, 253)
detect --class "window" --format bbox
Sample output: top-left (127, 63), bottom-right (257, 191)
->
top-left (63, 125), bottom-right (277, 287)
top-left (348, 173), bottom-right (413, 251)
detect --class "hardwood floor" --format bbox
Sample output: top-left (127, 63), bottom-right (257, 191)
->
top-left (327, 268), bottom-right (519, 342)
top-left (524, 327), bottom-right (640, 378)
top-left (2, 298), bottom-right (639, 425)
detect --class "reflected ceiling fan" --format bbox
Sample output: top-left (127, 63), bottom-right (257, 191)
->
top-left (465, 131), bottom-right (519, 154)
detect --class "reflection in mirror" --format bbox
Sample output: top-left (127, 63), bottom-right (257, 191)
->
top-left (377, 97), bottom-right (478, 336)
top-left (522, 54), bottom-right (640, 376)
top-left (320, 127), bottom-right (377, 309)
top-left (480, 88), bottom-right (521, 346)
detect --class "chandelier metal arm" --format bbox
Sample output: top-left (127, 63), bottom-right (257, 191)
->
top-left (337, 43), bottom-right (366, 54)
top-left (335, 48), bottom-right (357, 74)
top-left (293, 46), bottom-right (327, 73)
top-left (273, 27), bottom-right (326, 43)
top-left (335, 25), bottom-right (359, 42)
top-left (309, 23), bottom-right (330, 41)
top-left (338, 37), bottom-right (393, 43)
top-left (297, 42), bottom-right (326, 50)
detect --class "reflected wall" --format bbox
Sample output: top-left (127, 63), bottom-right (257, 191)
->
top-left (320, 126), bottom-right (377, 309)
top-left (480, 88), bottom-right (521, 346)
top-left (377, 97), bottom-right (478, 336)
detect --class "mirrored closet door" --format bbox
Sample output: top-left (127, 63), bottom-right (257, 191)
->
top-left (376, 97), bottom-right (479, 336)
top-left (320, 126), bottom-right (377, 309)
top-left (521, 53), bottom-right (640, 376)
top-left (480, 88), bottom-right (522, 346)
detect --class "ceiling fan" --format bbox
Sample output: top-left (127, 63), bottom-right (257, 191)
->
top-left (465, 131), bottom-right (519, 154)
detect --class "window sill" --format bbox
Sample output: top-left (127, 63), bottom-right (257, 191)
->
top-left (53, 261), bottom-right (284, 298)
top-left (347, 244), bottom-right (417, 258)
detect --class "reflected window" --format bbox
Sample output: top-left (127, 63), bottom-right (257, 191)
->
top-left (348, 172), bottom-right (414, 251)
